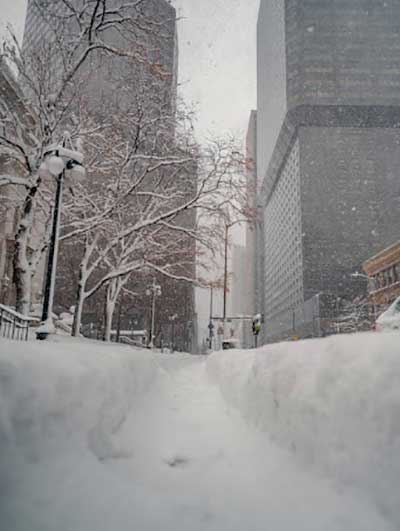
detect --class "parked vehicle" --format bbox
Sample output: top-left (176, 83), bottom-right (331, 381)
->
top-left (375, 297), bottom-right (400, 332)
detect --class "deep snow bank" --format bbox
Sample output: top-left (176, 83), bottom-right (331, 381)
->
top-left (0, 337), bottom-right (159, 469)
top-left (207, 333), bottom-right (400, 525)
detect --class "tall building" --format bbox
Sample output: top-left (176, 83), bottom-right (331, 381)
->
top-left (257, 0), bottom-right (400, 342)
top-left (22, 0), bottom-right (178, 106)
top-left (245, 110), bottom-right (257, 318)
top-left (18, 0), bottom-right (196, 343)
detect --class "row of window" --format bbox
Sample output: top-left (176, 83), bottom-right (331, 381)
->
top-left (264, 140), bottom-right (304, 320)
top-left (370, 263), bottom-right (400, 291)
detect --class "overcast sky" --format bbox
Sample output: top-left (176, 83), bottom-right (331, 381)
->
top-left (0, 0), bottom-right (259, 138)
top-left (173, 0), bottom-right (259, 138)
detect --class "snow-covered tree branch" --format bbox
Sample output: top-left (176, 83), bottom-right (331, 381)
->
top-left (0, 0), bottom-right (177, 314)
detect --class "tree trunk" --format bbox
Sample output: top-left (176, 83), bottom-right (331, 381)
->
top-left (104, 298), bottom-right (116, 343)
top-left (103, 277), bottom-right (126, 342)
top-left (72, 236), bottom-right (95, 337)
top-left (14, 264), bottom-right (32, 316)
top-left (72, 280), bottom-right (85, 337)
top-left (13, 178), bottom-right (40, 315)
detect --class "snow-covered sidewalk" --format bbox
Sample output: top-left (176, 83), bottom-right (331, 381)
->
top-left (0, 337), bottom-right (397, 530)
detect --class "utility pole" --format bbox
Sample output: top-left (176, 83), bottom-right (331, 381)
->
top-left (208, 287), bottom-right (214, 349)
top-left (223, 224), bottom-right (229, 321)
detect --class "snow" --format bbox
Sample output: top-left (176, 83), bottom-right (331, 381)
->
top-left (0, 333), bottom-right (398, 530)
top-left (208, 332), bottom-right (400, 527)
top-left (376, 296), bottom-right (400, 330)
top-left (0, 304), bottom-right (37, 322)
top-left (35, 318), bottom-right (56, 335)
top-left (58, 312), bottom-right (74, 327)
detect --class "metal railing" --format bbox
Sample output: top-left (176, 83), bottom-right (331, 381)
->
top-left (0, 304), bottom-right (37, 341)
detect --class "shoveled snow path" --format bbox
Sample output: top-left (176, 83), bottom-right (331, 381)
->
top-left (105, 355), bottom-right (392, 531)
top-left (2, 351), bottom-right (395, 531)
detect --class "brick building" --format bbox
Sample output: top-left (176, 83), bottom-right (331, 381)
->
top-left (363, 242), bottom-right (400, 310)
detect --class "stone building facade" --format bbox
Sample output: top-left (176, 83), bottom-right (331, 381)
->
top-left (257, 0), bottom-right (400, 342)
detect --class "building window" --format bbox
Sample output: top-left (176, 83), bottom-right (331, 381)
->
top-left (263, 139), bottom-right (303, 326)
top-left (395, 264), bottom-right (400, 283)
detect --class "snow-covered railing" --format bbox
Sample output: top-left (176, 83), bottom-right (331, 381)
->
top-left (0, 304), bottom-right (37, 341)
top-left (119, 336), bottom-right (147, 349)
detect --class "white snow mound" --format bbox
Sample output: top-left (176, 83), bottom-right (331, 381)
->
top-left (0, 338), bottom-right (159, 464)
top-left (207, 332), bottom-right (400, 525)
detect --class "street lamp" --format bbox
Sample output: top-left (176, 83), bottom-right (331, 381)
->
top-left (36, 133), bottom-right (85, 340)
top-left (208, 286), bottom-right (214, 350)
top-left (169, 313), bottom-right (178, 352)
top-left (146, 279), bottom-right (161, 349)
top-left (223, 224), bottom-right (229, 322)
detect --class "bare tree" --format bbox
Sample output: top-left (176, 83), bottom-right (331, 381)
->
top-left (0, 0), bottom-right (176, 314)
top-left (62, 108), bottom-right (247, 339)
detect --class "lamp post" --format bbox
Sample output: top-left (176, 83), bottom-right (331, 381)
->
top-left (223, 224), bottom-right (229, 322)
top-left (36, 134), bottom-right (85, 340)
top-left (208, 286), bottom-right (214, 349)
top-left (146, 279), bottom-right (161, 349)
top-left (169, 313), bottom-right (178, 352)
